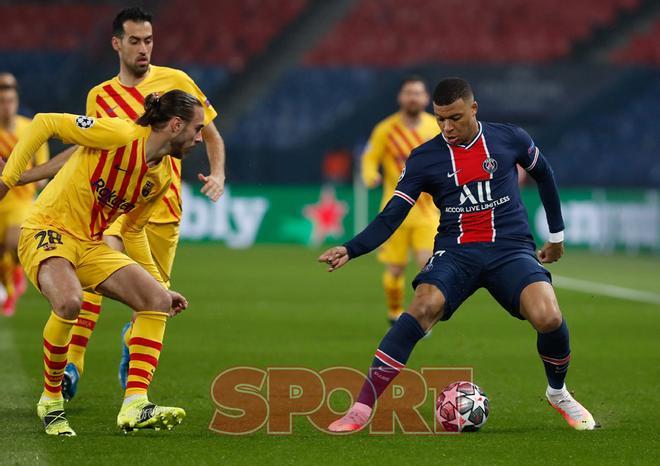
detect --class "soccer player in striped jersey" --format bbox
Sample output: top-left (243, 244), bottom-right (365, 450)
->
top-left (361, 76), bottom-right (439, 324)
top-left (320, 78), bottom-right (597, 432)
top-left (0, 73), bottom-right (49, 316)
top-left (0, 90), bottom-right (205, 436)
top-left (18, 7), bottom-right (225, 400)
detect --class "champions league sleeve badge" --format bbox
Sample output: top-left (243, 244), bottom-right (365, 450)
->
top-left (482, 157), bottom-right (498, 175)
top-left (75, 115), bottom-right (95, 129)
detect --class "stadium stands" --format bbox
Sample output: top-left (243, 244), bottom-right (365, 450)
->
top-left (611, 19), bottom-right (660, 64)
top-left (546, 74), bottom-right (660, 187)
top-left (0, 3), bottom-right (112, 52)
top-left (156, 0), bottom-right (307, 70)
top-left (305, 0), bottom-right (640, 65)
top-left (229, 68), bottom-right (382, 149)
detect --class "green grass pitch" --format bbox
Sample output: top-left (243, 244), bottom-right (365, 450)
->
top-left (1, 245), bottom-right (658, 465)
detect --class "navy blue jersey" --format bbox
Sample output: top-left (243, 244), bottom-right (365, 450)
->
top-left (345, 121), bottom-right (564, 259)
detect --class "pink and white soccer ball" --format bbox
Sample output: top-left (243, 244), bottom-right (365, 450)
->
top-left (436, 381), bottom-right (489, 432)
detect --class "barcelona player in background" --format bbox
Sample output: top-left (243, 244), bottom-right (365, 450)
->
top-left (361, 76), bottom-right (439, 324)
top-left (0, 73), bottom-right (49, 316)
top-left (19, 7), bottom-right (225, 399)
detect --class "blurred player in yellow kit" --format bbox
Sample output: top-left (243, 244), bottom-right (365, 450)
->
top-left (0, 73), bottom-right (49, 316)
top-left (18, 7), bottom-right (225, 399)
top-left (361, 76), bottom-right (439, 324)
top-left (0, 89), bottom-right (205, 436)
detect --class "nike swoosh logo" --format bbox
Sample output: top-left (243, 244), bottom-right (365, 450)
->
top-left (113, 165), bottom-right (128, 172)
top-left (447, 169), bottom-right (461, 178)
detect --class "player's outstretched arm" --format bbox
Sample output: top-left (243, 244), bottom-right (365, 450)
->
top-left (198, 121), bottom-right (226, 202)
top-left (17, 146), bottom-right (76, 186)
top-left (318, 246), bottom-right (350, 272)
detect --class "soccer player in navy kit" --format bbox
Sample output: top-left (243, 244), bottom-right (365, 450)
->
top-left (319, 78), bottom-right (597, 432)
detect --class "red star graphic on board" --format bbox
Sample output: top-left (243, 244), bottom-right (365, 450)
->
top-left (303, 185), bottom-right (348, 245)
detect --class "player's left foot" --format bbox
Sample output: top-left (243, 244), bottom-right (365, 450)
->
top-left (328, 402), bottom-right (371, 432)
top-left (118, 322), bottom-right (131, 389)
top-left (62, 363), bottom-right (80, 401)
top-left (117, 396), bottom-right (186, 433)
top-left (546, 387), bottom-right (598, 431)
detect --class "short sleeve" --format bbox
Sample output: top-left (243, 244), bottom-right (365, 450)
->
top-left (173, 71), bottom-right (218, 125)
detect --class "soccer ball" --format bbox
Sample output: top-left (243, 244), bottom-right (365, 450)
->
top-left (436, 381), bottom-right (489, 432)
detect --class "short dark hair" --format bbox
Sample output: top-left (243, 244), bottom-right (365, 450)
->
top-left (136, 90), bottom-right (202, 130)
top-left (400, 75), bottom-right (427, 90)
top-left (0, 83), bottom-right (17, 92)
top-left (433, 78), bottom-right (474, 106)
top-left (112, 7), bottom-right (152, 38)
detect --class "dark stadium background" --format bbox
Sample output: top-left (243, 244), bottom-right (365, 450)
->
top-left (1, 1), bottom-right (659, 464)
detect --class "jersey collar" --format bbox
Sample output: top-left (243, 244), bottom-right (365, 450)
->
top-left (442, 121), bottom-right (482, 149)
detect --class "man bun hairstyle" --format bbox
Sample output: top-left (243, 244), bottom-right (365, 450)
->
top-left (136, 90), bottom-right (202, 130)
top-left (433, 77), bottom-right (474, 106)
top-left (112, 7), bottom-right (152, 38)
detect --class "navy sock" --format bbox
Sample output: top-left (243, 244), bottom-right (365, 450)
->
top-left (537, 319), bottom-right (571, 390)
top-left (356, 313), bottom-right (426, 408)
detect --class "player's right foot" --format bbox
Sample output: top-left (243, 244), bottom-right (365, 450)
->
top-left (117, 397), bottom-right (186, 433)
top-left (37, 397), bottom-right (76, 436)
top-left (546, 387), bottom-right (598, 431)
top-left (61, 363), bottom-right (80, 401)
top-left (118, 322), bottom-right (131, 389)
top-left (328, 402), bottom-right (371, 432)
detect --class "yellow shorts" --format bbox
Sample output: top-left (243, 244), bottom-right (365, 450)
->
top-left (0, 201), bottom-right (31, 242)
top-left (18, 227), bottom-right (135, 292)
top-left (377, 219), bottom-right (436, 265)
top-left (105, 216), bottom-right (180, 286)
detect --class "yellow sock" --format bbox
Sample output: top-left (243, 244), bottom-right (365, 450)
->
top-left (0, 251), bottom-right (15, 296)
top-left (125, 311), bottom-right (167, 398)
top-left (383, 271), bottom-right (405, 321)
top-left (123, 321), bottom-right (133, 347)
top-left (67, 291), bottom-right (103, 374)
top-left (42, 311), bottom-right (77, 400)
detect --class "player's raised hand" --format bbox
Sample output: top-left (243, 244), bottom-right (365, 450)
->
top-left (168, 290), bottom-right (189, 317)
top-left (537, 241), bottom-right (564, 263)
top-left (318, 246), bottom-right (350, 272)
top-left (198, 173), bottom-right (225, 202)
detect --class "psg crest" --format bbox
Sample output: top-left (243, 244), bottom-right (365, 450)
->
top-left (482, 157), bottom-right (498, 174)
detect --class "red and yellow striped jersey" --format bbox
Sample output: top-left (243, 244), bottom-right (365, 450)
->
top-left (361, 112), bottom-right (440, 225)
top-left (86, 65), bottom-right (217, 224)
top-left (0, 115), bottom-right (49, 207)
top-left (0, 114), bottom-right (172, 248)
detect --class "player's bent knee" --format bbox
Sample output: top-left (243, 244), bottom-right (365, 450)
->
top-left (52, 294), bottom-right (82, 320)
top-left (408, 285), bottom-right (445, 331)
top-left (138, 286), bottom-right (171, 313)
top-left (529, 299), bottom-right (562, 333)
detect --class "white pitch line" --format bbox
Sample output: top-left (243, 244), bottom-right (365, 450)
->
top-left (553, 275), bottom-right (660, 305)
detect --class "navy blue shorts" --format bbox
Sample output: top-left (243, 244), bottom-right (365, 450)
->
top-left (412, 242), bottom-right (551, 321)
